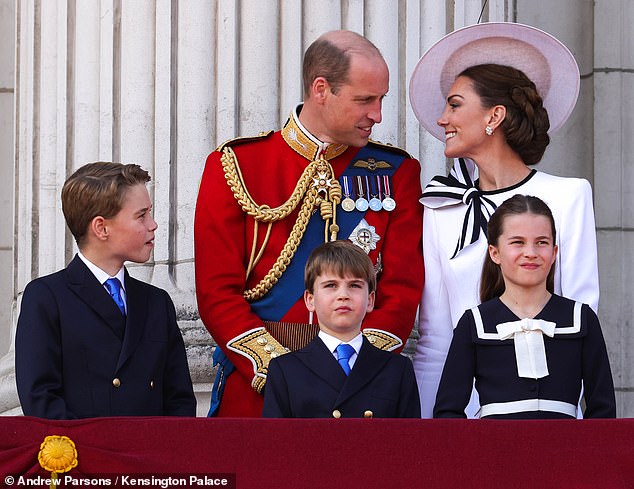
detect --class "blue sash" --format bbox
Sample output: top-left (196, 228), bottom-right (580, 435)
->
top-left (251, 144), bottom-right (405, 320)
top-left (208, 144), bottom-right (406, 416)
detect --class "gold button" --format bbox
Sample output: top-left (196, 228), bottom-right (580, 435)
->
top-left (367, 335), bottom-right (376, 344)
top-left (270, 351), bottom-right (279, 358)
top-left (257, 337), bottom-right (268, 345)
top-left (364, 410), bottom-right (373, 418)
top-left (150, 380), bottom-right (154, 389)
top-left (332, 410), bottom-right (342, 419)
top-left (264, 344), bottom-right (273, 353)
top-left (112, 378), bottom-right (121, 388)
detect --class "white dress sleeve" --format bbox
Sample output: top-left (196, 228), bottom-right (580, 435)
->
top-left (414, 207), bottom-right (455, 418)
top-left (554, 178), bottom-right (599, 312)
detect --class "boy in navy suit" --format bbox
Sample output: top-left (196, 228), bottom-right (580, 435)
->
top-left (262, 240), bottom-right (420, 418)
top-left (15, 162), bottom-right (196, 419)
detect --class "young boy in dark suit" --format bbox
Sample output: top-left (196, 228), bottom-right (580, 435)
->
top-left (262, 240), bottom-right (420, 418)
top-left (15, 162), bottom-right (196, 419)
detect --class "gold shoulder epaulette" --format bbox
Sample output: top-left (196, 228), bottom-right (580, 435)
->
top-left (216, 131), bottom-right (274, 152)
top-left (362, 328), bottom-right (403, 352)
top-left (367, 139), bottom-right (412, 159)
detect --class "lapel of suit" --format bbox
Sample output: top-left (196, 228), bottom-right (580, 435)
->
top-left (334, 337), bottom-right (391, 407)
top-left (116, 270), bottom-right (149, 371)
top-left (66, 255), bottom-right (127, 339)
top-left (296, 337), bottom-right (348, 393)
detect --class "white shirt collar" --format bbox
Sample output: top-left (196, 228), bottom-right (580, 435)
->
top-left (318, 330), bottom-right (363, 356)
top-left (77, 251), bottom-right (126, 290)
top-left (292, 104), bottom-right (332, 154)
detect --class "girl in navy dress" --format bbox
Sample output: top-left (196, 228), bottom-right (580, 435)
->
top-left (434, 195), bottom-right (616, 419)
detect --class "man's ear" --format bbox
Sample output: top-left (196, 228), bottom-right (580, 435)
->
top-left (91, 216), bottom-right (109, 241)
top-left (310, 76), bottom-right (330, 104)
top-left (366, 290), bottom-right (375, 313)
top-left (304, 290), bottom-right (315, 312)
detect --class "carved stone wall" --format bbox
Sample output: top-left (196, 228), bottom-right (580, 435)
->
top-left (1, 0), bottom-right (632, 417)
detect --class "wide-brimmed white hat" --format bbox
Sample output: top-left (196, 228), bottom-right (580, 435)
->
top-left (409, 22), bottom-right (580, 141)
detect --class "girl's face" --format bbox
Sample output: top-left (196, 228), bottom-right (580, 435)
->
top-left (488, 213), bottom-right (557, 292)
top-left (436, 76), bottom-right (495, 159)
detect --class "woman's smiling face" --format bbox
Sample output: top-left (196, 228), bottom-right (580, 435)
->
top-left (437, 76), bottom-right (494, 159)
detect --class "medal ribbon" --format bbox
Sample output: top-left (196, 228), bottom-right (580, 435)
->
top-left (356, 176), bottom-right (365, 200)
top-left (370, 175), bottom-right (379, 199)
top-left (383, 175), bottom-right (391, 198)
top-left (342, 176), bottom-right (351, 198)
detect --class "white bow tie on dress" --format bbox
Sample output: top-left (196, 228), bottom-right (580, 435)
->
top-left (420, 158), bottom-right (497, 258)
top-left (496, 318), bottom-right (557, 379)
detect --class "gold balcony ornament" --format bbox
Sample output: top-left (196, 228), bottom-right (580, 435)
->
top-left (38, 435), bottom-right (78, 488)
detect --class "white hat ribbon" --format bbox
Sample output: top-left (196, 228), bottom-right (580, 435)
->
top-left (496, 318), bottom-right (556, 379)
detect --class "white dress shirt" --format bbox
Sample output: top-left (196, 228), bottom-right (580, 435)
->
top-left (77, 251), bottom-right (127, 313)
top-left (318, 330), bottom-right (364, 370)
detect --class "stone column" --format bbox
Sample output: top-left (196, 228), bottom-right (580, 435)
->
top-left (2, 0), bottom-right (439, 416)
top-left (592, 0), bottom-right (634, 418)
top-left (4, 0), bottom-right (631, 418)
top-left (515, 0), bottom-right (633, 417)
top-left (0, 0), bottom-right (16, 414)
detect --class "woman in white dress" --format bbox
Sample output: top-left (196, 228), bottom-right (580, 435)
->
top-left (408, 22), bottom-right (600, 418)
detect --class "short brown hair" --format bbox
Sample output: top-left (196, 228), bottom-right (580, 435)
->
top-left (304, 240), bottom-right (376, 293)
top-left (61, 162), bottom-right (151, 247)
top-left (302, 30), bottom-right (382, 96)
top-left (480, 194), bottom-right (556, 302)
top-left (459, 64), bottom-right (550, 165)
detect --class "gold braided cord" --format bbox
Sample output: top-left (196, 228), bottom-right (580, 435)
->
top-left (246, 219), bottom-right (259, 279)
top-left (222, 147), bottom-right (318, 222)
top-left (247, 221), bottom-right (273, 278)
top-left (244, 187), bottom-right (318, 301)
top-left (220, 146), bottom-right (341, 302)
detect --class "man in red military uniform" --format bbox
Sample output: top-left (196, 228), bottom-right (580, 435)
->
top-left (194, 30), bottom-right (423, 417)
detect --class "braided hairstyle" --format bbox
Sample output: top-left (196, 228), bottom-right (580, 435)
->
top-left (459, 64), bottom-right (550, 165)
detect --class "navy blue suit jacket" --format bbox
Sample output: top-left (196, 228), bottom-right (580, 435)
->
top-left (262, 336), bottom-right (420, 418)
top-left (15, 255), bottom-right (196, 419)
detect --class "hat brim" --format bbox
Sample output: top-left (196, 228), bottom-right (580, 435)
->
top-left (409, 22), bottom-right (580, 142)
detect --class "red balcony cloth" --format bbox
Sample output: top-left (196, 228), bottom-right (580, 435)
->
top-left (1, 416), bottom-right (632, 488)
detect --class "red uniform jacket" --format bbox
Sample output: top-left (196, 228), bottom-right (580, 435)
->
top-left (195, 115), bottom-right (423, 417)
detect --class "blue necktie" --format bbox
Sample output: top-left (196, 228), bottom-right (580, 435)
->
top-left (336, 343), bottom-right (355, 376)
top-left (104, 278), bottom-right (126, 316)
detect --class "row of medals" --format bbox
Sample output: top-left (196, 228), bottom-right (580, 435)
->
top-left (340, 175), bottom-right (396, 213)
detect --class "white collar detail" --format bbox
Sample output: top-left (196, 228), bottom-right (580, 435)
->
top-left (496, 318), bottom-right (556, 379)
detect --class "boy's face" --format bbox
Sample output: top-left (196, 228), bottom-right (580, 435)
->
top-left (304, 269), bottom-right (375, 341)
top-left (103, 183), bottom-right (157, 265)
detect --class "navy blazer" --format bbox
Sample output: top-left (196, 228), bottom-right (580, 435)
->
top-left (15, 255), bottom-right (196, 419)
top-left (434, 295), bottom-right (616, 419)
top-left (262, 336), bottom-right (420, 418)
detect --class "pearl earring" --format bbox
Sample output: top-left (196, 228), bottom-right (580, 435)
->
top-left (485, 126), bottom-right (494, 136)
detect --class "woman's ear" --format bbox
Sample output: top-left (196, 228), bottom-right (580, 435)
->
top-left (551, 244), bottom-right (559, 266)
top-left (488, 105), bottom-right (506, 131)
top-left (488, 244), bottom-right (501, 264)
